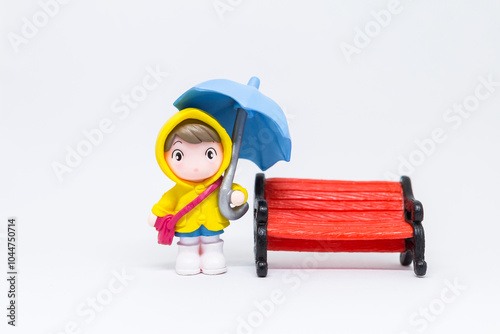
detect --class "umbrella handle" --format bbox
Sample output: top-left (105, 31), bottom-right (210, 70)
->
top-left (218, 108), bottom-right (249, 220)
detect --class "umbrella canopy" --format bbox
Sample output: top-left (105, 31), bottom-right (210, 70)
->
top-left (174, 77), bottom-right (291, 171)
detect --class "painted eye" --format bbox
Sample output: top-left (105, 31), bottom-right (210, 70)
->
top-left (171, 149), bottom-right (183, 162)
top-left (205, 148), bottom-right (217, 160)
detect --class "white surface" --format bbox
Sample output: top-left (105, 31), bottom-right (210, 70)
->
top-left (1, 1), bottom-right (500, 333)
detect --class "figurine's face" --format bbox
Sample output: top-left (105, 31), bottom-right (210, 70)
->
top-left (165, 136), bottom-right (224, 183)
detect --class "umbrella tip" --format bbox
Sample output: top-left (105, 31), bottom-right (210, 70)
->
top-left (247, 77), bottom-right (260, 89)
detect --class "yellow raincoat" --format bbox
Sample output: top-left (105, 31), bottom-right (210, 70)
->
top-left (151, 108), bottom-right (247, 233)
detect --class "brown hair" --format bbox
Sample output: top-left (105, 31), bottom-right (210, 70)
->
top-left (164, 119), bottom-right (221, 151)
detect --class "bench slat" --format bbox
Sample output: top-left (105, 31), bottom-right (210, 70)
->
top-left (266, 199), bottom-right (403, 211)
top-left (267, 220), bottom-right (413, 240)
top-left (267, 238), bottom-right (406, 253)
top-left (268, 209), bottom-right (404, 223)
top-left (267, 178), bottom-right (402, 193)
top-left (265, 189), bottom-right (403, 202)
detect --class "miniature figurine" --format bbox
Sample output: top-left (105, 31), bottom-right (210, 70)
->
top-left (149, 77), bottom-right (291, 276)
top-left (149, 108), bottom-right (247, 275)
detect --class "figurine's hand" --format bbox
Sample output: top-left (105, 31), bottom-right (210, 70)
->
top-left (148, 213), bottom-right (157, 227)
top-left (231, 190), bottom-right (246, 207)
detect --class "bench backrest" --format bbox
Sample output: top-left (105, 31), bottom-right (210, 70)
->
top-left (265, 178), bottom-right (406, 227)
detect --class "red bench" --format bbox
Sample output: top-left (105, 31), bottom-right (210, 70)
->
top-left (254, 173), bottom-right (426, 277)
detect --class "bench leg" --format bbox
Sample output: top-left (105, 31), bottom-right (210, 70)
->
top-left (400, 225), bottom-right (427, 276)
top-left (400, 241), bottom-right (413, 266)
top-left (255, 231), bottom-right (268, 277)
top-left (254, 209), bottom-right (268, 277)
top-left (412, 222), bottom-right (427, 277)
top-left (400, 176), bottom-right (427, 277)
top-left (254, 174), bottom-right (268, 277)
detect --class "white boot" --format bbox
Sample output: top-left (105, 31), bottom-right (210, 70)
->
top-left (200, 236), bottom-right (227, 275)
top-left (176, 237), bottom-right (201, 275)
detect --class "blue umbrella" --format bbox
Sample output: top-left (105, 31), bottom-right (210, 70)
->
top-left (174, 77), bottom-right (291, 220)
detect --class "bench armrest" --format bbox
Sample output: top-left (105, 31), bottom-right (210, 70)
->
top-left (400, 176), bottom-right (424, 223)
top-left (254, 173), bottom-right (268, 226)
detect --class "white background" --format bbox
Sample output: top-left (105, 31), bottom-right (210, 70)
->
top-left (1, 1), bottom-right (499, 333)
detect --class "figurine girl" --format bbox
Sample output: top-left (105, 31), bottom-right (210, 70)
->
top-left (148, 108), bottom-right (247, 275)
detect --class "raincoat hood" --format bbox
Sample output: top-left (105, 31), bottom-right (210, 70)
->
top-left (155, 108), bottom-right (232, 187)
